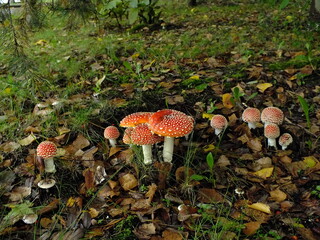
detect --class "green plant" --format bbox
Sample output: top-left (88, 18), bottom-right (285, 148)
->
top-left (311, 185), bottom-right (320, 198)
top-left (297, 95), bottom-right (311, 129)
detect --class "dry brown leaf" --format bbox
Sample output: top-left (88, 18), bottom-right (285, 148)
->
top-left (165, 95), bottom-right (184, 105)
top-left (37, 198), bottom-right (60, 215)
top-left (0, 142), bottom-right (20, 153)
top-left (269, 189), bottom-right (287, 202)
top-left (72, 134), bottom-right (90, 151)
top-left (131, 199), bottom-right (151, 211)
top-left (243, 221), bottom-right (261, 236)
top-left (134, 223), bottom-right (156, 238)
top-left (5, 186), bottom-right (31, 202)
top-left (175, 166), bottom-right (195, 183)
top-left (109, 98), bottom-right (128, 108)
top-left (145, 183), bottom-right (157, 202)
top-left (252, 167), bottom-right (274, 179)
top-left (40, 217), bottom-right (53, 228)
top-left (154, 162), bottom-right (172, 190)
top-left (88, 208), bottom-right (99, 218)
top-left (83, 168), bottom-right (96, 192)
top-left (162, 228), bottom-right (187, 240)
top-left (247, 138), bottom-right (262, 152)
top-left (119, 173), bottom-right (138, 191)
top-left (197, 188), bottom-right (224, 203)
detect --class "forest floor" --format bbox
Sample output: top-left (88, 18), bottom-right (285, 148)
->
top-left (0, 1), bottom-right (320, 239)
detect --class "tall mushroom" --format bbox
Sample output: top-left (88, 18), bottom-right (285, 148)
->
top-left (130, 123), bottom-right (164, 165)
top-left (210, 114), bottom-right (228, 136)
top-left (104, 126), bottom-right (120, 147)
top-left (242, 107), bottom-right (260, 129)
top-left (36, 141), bottom-right (57, 173)
top-left (264, 123), bottom-right (280, 149)
top-left (261, 107), bottom-right (284, 126)
top-left (148, 109), bottom-right (194, 163)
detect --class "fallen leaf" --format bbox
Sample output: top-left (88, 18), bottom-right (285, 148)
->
top-left (40, 217), bottom-right (52, 228)
top-left (256, 83), bottom-right (272, 93)
top-left (303, 156), bottom-right (318, 168)
top-left (5, 186), bottom-right (31, 202)
top-left (0, 142), bottom-right (21, 153)
top-left (247, 138), bottom-right (262, 152)
top-left (252, 167), bottom-right (274, 179)
top-left (248, 203), bottom-right (271, 214)
top-left (119, 173), bottom-right (138, 191)
top-left (243, 221), bottom-right (261, 236)
top-left (222, 93), bottom-right (234, 109)
top-left (269, 189), bottom-right (287, 202)
top-left (197, 188), bottom-right (224, 203)
top-left (18, 134), bottom-right (36, 146)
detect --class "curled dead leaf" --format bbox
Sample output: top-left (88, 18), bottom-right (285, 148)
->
top-left (243, 221), bottom-right (261, 236)
top-left (248, 202), bottom-right (271, 214)
top-left (119, 173), bottom-right (138, 191)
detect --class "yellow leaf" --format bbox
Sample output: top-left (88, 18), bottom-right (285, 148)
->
top-left (252, 167), bottom-right (274, 179)
top-left (269, 189), bottom-right (287, 202)
top-left (131, 53), bottom-right (140, 59)
top-left (222, 93), bottom-right (234, 109)
top-left (203, 144), bottom-right (215, 152)
top-left (3, 88), bottom-right (11, 94)
top-left (303, 156), bottom-right (318, 168)
top-left (189, 75), bottom-right (200, 80)
top-left (35, 39), bottom-right (47, 46)
top-left (256, 83), bottom-right (272, 93)
top-left (202, 113), bottom-right (214, 120)
top-left (248, 202), bottom-right (271, 214)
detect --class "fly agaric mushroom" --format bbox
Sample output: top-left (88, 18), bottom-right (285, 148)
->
top-left (123, 127), bottom-right (134, 146)
top-left (148, 109), bottom-right (194, 163)
top-left (104, 126), bottom-right (120, 147)
top-left (130, 123), bottom-right (164, 165)
top-left (261, 107), bottom-right (284, 126)
top-left (120, 112), bottom-right (154, 127)
top-left (264, 123), bottom-right (280, 148)
top-left (242, 107), bottom-right (261, 129)
top-left (36, 141), bottom-right (57, 173)
top-left (279, 133), bottom-right (293, 150)
top-left (210, 114), bottom-right (228, 135)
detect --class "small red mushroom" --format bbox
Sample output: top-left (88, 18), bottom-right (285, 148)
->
top-left (242, 107), bottom-right (260, 129)
top-left (36, 141), bottom-right (57, 173)
top-left (120, 112), bottom-right (154, 127)
top-left (279, 133), bottom-right (293, 150)
top-left (130, 123), bottom-right (164, 164)
top-left (261, 107), bottom-right (284, 126)
top-left (104, 126), bottom-right (120, 147)
top-left (210, 115), bottom-right (228, 135)
top-left (264, 123), bottom-right (280, 148)
top-left (148, 109), bottom-right (194, 163)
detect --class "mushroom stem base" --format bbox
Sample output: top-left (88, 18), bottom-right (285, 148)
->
top-left (108, 139), bottom-right (117, 147)
top-left (267, 138), bottom-right (277, 149)
top-left (142, 145), bottom-right (153, 165)
top-left (44, 158), bottom-right (56, 173)
top-left (163, 137), bottom-right (174, 163)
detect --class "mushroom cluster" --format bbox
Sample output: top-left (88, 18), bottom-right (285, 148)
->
top-left (241, 106), bottom-right (292, 150)
top-left (118, 110), bottom-right (194, 164)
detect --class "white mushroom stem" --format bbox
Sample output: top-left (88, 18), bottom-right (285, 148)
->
top-left (163, 136), bottom-right (174, 163)
top-left (214, 128), bottom-right (223, 136)
top-left (108, 139), bottom-right (117, 147)
top-left (281, 145), bottom-right (288, 150)
top-left (267, 138), bottom-right (277, 149)
top-left (142, 145), bottom-right (153, 165)
top-left (248, 122), bottom-right (257, 129)
top-left (44, 158), bottom-right (56, 173)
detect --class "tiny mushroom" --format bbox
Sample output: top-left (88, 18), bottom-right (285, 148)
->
top-left (120, 112), bottom-right (154, 127)
top-left (264, 123), bottom-right (280, 148)
top-left (242, 107), bottom-right (261, 129)
top-left (279, 133), bottom-right (293, 150)
top-left (38, 178), bottom-right (56, 189)
top-left (210, 114), bottom-right (228, 135)
top-left (104, 126), bottom-right (120, 147)
top-left (130, 123), bottom-right (164, 165)
top-left (148, 109), bottom-right (194, 163)
top-left (261, 107), bottom-right (284, 126)
top-left (36, 141), bottom-right (57, 173)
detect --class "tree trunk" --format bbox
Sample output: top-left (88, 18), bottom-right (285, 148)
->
top-left (310, 0), bottom-right (320, 22)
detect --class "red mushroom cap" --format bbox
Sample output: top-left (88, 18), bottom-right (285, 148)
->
top-left (104, 126), bottom-right (120, 140)
top-left (36, 141), bottom-right (57, 159)
top-left (130, 123), bottom-right (164, 145)
top-left (261, 107), bottom-right (284, 125)
top-left (242, 107), bottom-right (260, 124)
top-left (279, 133), bottom-right (293, 149)
top-left (210, 115), bottom-right (228, 131)
top-left (264, 123), bottom-right (280, 139)
top-left (148, 109), bottom-right (194, 138)
top-left (123, 127), bottom-right (134, 144)
top-left (120, 112), bottom-right (154, 127)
